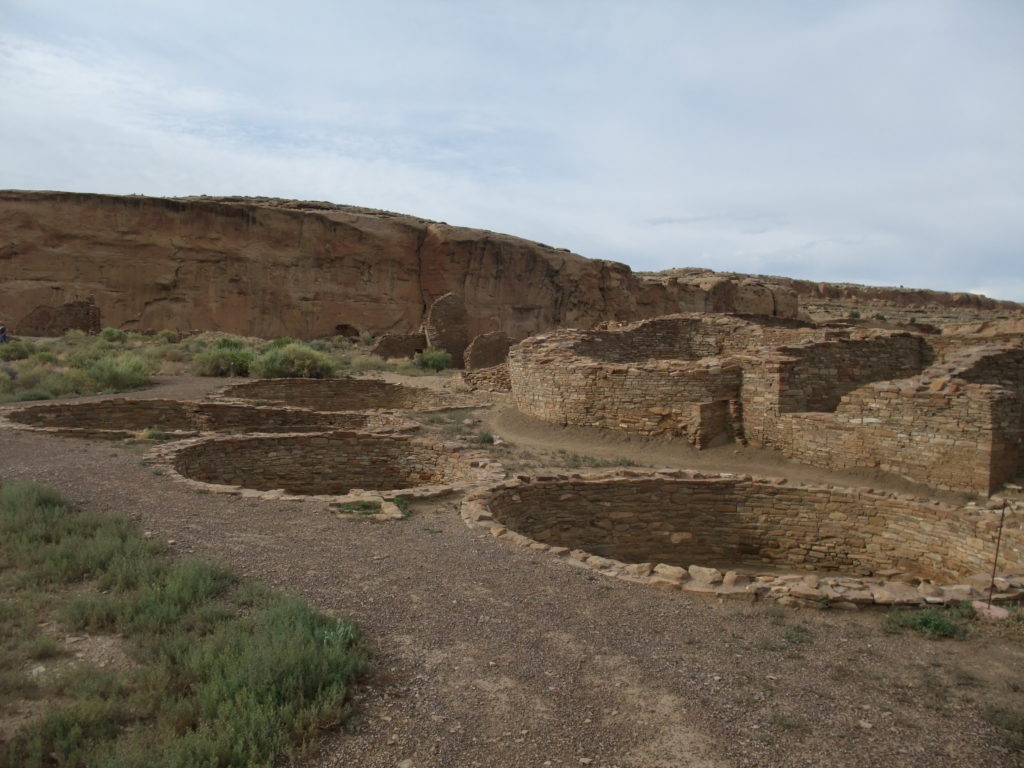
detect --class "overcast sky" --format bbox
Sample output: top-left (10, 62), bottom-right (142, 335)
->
top-left (1, 1), bottom-right (1022, 300)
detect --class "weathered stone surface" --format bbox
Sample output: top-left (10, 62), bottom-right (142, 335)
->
top-left (688, 565), bottom-right (724, 584)
top-left (370, 332), bottom-right (426, 360)
top-left (424, 293), bottom-right (470, 367)
top-left (653, 564), bottom-right (687, 581)
top-left (465, 331), bottom-right (514, 370)
top-left (0, 191), bottom-right (819, 341)
top-left (16, 298), bottom-right (101, 336)
top-left (462, 364), bottom-right (511, 393)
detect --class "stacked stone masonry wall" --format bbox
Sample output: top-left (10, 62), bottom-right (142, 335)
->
top-left (219, 378), bottom-right (478, 411)
top-left (472, 473), bottom-right (1023, 585)
top-left (172, 432), bottom-right (467, 495)
top-left (769, 335), bottom-right (934, 413)
top-left (462, 364), bottom-right (512, 393)
top-left (369, 332), bottom-right (426, 360)
top-left (742, 343), bottom-right (1024, 494)
top-left (510, 315), bottom-right (1021, 493)
top-left (3, 399), bottom-right (410, 437)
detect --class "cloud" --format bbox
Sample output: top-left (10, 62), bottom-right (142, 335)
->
top-left (0, 1), bottom-right (1022, 300)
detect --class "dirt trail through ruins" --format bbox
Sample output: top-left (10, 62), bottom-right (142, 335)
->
top-left (1, 377), bottom-right (1021, 768)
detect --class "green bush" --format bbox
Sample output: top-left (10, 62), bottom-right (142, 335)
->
top-left (100, 327), bottom-right (128, 343)
top-left (154, 329), bottom-right (179, 343)
top-left (192, 347), bottom-right (254, 377)
top-left (0, 341), bottom-right (37, 361)
top-left (251, 343), bottom-right (335, 379)
top-left (415, 347), bottom-right (453, 372)
top-left (260, 337), bottom-right (298, 353)
top-left (0, 480), bottom-right (369, 768)
top-left (12, 386), bottom-right (55, 402)
top-left (883, 606), bottom-right (970, 639)
top-left (88, 354), bottom-right (151, 392)
top-left (67, 340), bottom-right (117, 369)
top-left (214, 336), bottom-right (249, 351)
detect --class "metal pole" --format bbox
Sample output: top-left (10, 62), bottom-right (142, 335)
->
top-left (988, 505), bottom-right (1007, 608)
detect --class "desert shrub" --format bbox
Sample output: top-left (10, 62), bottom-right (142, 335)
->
top-left (88, 354), bottom-right (151, 392)
top-left (0, 341), bottom-right (38, 361)
top-left (12, 387), bottom-right (55, 402)
top-left (32, 351), bottom-right (58, 365)
top-left (884, 605), bottom-right (971, 639)
top-left (67, 340), bottom-right (117, 369)
top-left (154, 329), bottom-right (179, 343)
top-left (0, 480), bottom-right (369, 768)
top-left (251, 343), bottom-right (335, 379)
top-left (415, 347), bottom-right (452, 372)
top-left (100, 327), bottom-right (128, 343)
top-left (260, 337), bottom-right (298, 353)
top-left (192, 347), bottom-right (254, 377)
top-left (471, 430), bottom-right (495, 444)
top-left (214, 336), bottom-right (248, 351)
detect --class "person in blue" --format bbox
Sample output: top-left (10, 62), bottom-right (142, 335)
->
top-left (0, 325), bottom-right (7, 344)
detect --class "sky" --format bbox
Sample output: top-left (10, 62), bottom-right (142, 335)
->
top-left (1, 1), bottom-right (1022, 301)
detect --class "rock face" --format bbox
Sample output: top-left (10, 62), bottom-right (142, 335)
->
top-left (3, 191), bottom-right (1016, 340)
top-left (0, 191), bottom-right (803, 338)
top-left (423, 293), bottom-right (470, 367)
top-left (16, 299), bottom-right (101, 336)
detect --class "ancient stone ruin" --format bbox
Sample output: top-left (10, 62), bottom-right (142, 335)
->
top-left (462, 471), bottom-right (1024, 608)
top-left (1, 399), bottom-right (416, 440)
top-left (156, 430), bottom-right (502, 500)
top-left (217, 377), bottom-right (479, 412)
top-left (508, 313), bottom-right (1023, 494)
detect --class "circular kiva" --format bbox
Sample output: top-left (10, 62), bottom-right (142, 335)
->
top-left (150, 430), bottom-right (504, 502)
top-left (0, 399), bottom-right (416, 440)
top-left (461, 471), bottom-right (1024, 608)
top-left (218, 378), bottom-right (480, 412)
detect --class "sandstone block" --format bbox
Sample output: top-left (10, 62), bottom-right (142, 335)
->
top-left (688, 565), bottom-right (723, 584)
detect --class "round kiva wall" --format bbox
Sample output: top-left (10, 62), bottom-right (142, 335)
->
top-left (165, 430), bottom-right (500, 497)
top-left (219, 378), bottom-right (479, 412)
top-left (2, 399), bottom-right (414, 438)
top-left (469, 472), bottom-right (1022, 584)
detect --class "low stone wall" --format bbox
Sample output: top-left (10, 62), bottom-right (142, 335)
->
top-left (1, 399), bottom-right (416, 439)
top-left (151, 430), bottom-right (504, 500)
top-left (462, 364), bottom-right (511, 393)
top-left (218, 377), bottom-right (480, 411)
top-left (462, 471), bottom-right (1024, 607)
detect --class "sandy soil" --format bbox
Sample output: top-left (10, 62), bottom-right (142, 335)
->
top-left (1, 375), bottom-right (1022, 768)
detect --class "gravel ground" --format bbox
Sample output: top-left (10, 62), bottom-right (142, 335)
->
top-left (1, 377), bottom-right (1022, 768)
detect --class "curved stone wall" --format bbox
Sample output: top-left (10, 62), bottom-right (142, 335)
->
top-left (1, 399), bottom-right (415, 439)
top-left (462, 471), bottom-right (1024, 606)
top-left (219, 378), bottom-right (479, 412)
top-left (154, 430), bottom-right (503, 500)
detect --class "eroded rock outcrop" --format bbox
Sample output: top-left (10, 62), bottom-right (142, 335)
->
top-left (0, 191), bottom-right (804, 339)
top-left (4, 191), bottom-right (1016, 341)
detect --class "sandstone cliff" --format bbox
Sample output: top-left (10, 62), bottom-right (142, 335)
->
top-left (1, 191), bottom-right (1017, 339)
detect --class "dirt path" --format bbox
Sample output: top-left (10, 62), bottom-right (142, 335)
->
top-left (1, 378), bottom-right (1021, 767)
